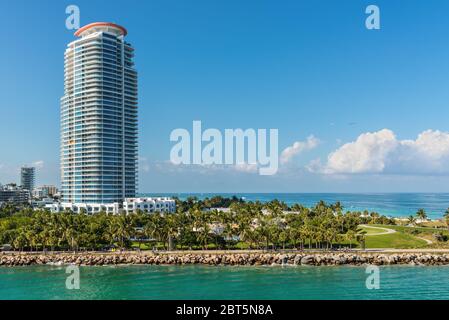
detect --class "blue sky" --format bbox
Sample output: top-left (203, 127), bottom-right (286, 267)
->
top-left (1, 0), bottom-right (449, 192)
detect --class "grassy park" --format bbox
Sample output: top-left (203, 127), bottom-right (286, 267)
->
top-left (363, 228), bottom-right (428, 249)
top-left (359, 224), bottom-right (449, 249)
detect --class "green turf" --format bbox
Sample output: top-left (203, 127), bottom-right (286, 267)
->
top-left (360, 226), bottom-right (386, 235)
top-left (363, 229), bottom-right (428, 249)
top-left (372, 224), bottom-right (448, 235)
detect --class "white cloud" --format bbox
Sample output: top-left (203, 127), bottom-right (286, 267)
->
top-left (139, 157), bottom-right (150, 173)
top-left (32, 160), bottom-right (44, 169)
top-left (233, 163), bottom-right (259, 173)
top-left (145, 160), bottom-right (261, 175)
top-left (280, 135), bottom-right (320, 164)
top-left (311, 129), bottom-right (449, 175)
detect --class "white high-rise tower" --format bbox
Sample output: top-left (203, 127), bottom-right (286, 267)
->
top-left (61, 22), bottom-right (138, 204)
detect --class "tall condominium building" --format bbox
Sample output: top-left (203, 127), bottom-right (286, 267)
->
top-left (61, 22), bottom-right (138, 204)
top-left (20, 166), bottom-right (35, 191)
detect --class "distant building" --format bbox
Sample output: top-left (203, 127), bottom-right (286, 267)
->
top-left (31, 197), bottom-right (56, 209)
top-left (0, 184), bottom-right (30, 204)
top-left (123, 197), bottom-right (176, 214)
top-left (32, 185), bottom-right (58, 199)
top-left (20, 167), bottom-right (35, 191)
top-left (46, 197), bottom-right (175, 215)
top-left (46, 202), bottom-right (120, 214)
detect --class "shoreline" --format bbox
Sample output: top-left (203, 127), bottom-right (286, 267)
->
top-left (3, 251), bottom-right (449, 267)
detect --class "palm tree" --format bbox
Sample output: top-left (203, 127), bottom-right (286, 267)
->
top-left (166, 213), bottom-right (179, 251)
top-left (192, 209), bottom-right (211, 250)
top-left (291, 204), bottom-right (305, 213)
top-left (143, 216), bottom-right (159, 249)
top-left (175, 210), bottom-right (196, 250)
top-left (255, 212), bottom-right (273, 250)
top-left (12, 228), bottom-right (27, 251)
top-left (25, 227), bottom-right (38, 252)
top-left (369, 212), bottom-right (380, 224)
top-left (356, 229), bottom-right (367, 250)
top-left (332, 201), bottom-right (344, 213)
top-left (110, 214), bottom-right (135, 250)
top-left (346, 230), bottom-right (356, 249)
top-left (444, 208), bottom-right (449, 232)
top-left (85, 212), bottom-right (107, 251)
top-left (60, 213), bottom-right (80, 251)
top-left (416, 208), bottom-right (427, 222)
top-left (221, 211), bottom-right (236, 248)
top-left (154, 213), bottom-right (169, 249)
top-left (407, 215), bottom-right (417, 226)
top-left (301, 223), bottom-right (313, 249)
top-left (236, 211), bottom-right (254, 248)
top-left (324, 227), bottom-right (337, 250)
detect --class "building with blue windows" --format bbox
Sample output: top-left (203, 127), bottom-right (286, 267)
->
top-left (20, 166), bottom-right (35, 192)
top-left (61, 22), bottom-right (138, 205)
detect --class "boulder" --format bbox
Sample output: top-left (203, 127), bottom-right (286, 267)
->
top-left (300, 255), bottom-right (314, 265)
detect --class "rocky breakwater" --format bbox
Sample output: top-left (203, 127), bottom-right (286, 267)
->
top-left (1, 252), bottom-right (449, 267)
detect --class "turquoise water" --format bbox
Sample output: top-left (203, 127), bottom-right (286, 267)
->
top-left (145, 193), bottom-right (449, 219)
top-left (1, 265), bottom-right (449, 300)
top-left (3, 193), bottom-right (448, 300)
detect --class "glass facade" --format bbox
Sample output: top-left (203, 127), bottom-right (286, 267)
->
top-left (61, 24), bottom-right (138, 204)
top-left (20, 167), bottom-right (35, 192)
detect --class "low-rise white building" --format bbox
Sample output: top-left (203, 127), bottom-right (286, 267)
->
top-left (46, 202), bottom-right (120, 214)
top-left (45, 197), bottom-right (176, 215)
top-left (32, 197), bottom-right (56, 208)
top-left (123, 197), bottom-right (176, 214)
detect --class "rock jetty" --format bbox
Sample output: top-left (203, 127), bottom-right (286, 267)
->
top-left (1, 252), bottom-right (449, 267)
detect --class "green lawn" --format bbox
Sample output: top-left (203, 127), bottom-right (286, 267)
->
top-left (364, 231), bottom-right (428, 249)
top-left (360, 226), bottom-right (386, 235)
top-left (360, 224), bottom-right (433, 249)
top-left (372, 224), bottom-right (448, 235)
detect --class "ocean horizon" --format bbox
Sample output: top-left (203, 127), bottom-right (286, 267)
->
top-left (141, 193), bottom-right (449, 219)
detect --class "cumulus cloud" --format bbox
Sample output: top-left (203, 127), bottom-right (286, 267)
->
top-left (280, 135), bottom-right (320, 164)
top-left (311, 129), bottom-right (449, 175)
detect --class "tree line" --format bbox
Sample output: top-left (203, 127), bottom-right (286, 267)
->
top-left (0, 197), bottom-right (396, 251)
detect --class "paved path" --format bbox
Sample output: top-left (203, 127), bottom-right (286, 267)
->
top-left (360, 225), bottom-right (397, 236)
top-left (416, 237), bottom-right (433, 245)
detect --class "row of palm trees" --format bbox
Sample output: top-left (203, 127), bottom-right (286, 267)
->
top-left (0, 199), bottom-right (393, 252)
top-left (405, 208), bottom-right (449, 230)
top-left (407, 208), bottom-right (433, 226)
top-left (0, 211), bottom-right (131, 251)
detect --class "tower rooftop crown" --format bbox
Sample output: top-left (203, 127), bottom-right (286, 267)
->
top-left (74, 22), bottom-right (127, 37)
